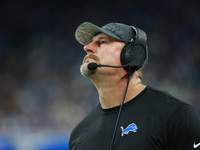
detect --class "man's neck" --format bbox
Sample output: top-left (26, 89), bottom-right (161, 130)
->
top-left (90, 72), bottom-right (146, 109)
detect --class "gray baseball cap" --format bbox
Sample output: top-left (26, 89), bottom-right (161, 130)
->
top-left (75, 22), bottom-right (135, 45)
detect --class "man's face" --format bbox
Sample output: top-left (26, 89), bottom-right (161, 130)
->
top-left (80, 33), bottom-right (125, 78)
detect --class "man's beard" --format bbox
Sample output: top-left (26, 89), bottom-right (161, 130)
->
top-left (80, 54), bottom-right (100, 78)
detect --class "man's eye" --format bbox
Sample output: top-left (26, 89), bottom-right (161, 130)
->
top-left (100, 40), bottom-right (106, 45)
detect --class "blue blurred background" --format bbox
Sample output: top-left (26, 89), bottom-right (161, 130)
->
top-left (0, 0), bottom-right (199, 149)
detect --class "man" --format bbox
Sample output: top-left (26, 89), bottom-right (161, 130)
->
top-left (69, 22), bottom-right (200, 150)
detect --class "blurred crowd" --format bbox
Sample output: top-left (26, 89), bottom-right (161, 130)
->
top-left (0, 0), bottom-right (199, 149)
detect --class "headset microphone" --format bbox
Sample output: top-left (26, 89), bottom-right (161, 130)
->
top-left (87, 63), bottom-right (99, 70)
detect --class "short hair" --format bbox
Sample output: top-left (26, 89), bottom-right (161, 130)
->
top-left (137, 68), bottom-right (143, 79)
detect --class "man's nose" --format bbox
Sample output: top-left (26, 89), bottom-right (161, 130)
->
top-left (84, 42), bottom-right (97, 54)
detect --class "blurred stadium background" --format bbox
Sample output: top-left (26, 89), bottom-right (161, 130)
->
top-left (0, 0), bottom-right (199, 149)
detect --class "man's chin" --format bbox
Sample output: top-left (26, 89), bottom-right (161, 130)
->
top-left (80, 63), bottom-right (97, 78)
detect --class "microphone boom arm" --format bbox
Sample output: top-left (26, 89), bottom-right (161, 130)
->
top-left (87, 60), bottom-right (141, 70)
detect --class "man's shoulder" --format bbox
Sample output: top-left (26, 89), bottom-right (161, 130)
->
top-left (142, 86), bottom-right (194, 116)
top-left (70, 104), bottom-right (100, 134)
top-left (145, 86), bottom-right (188, 106)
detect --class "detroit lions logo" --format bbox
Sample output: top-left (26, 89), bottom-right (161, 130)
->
top-left (121, 123), bottom-right (138, 136)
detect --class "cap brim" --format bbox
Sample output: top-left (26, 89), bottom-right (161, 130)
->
top-left (75, 22), bottom-right (122, 45)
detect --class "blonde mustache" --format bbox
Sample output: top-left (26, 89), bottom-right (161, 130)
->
top-left (82, 54), bottom-right (100, 64)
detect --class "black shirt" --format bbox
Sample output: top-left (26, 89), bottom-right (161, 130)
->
top-left (69, 86), bottom-right (200, 150)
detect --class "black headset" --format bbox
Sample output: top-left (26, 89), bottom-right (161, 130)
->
top-left (109, 27), bottom-right (148, 150)
top-left (120, 26), bottom-right (148, 72)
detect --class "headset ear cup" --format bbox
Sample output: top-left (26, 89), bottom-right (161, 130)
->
top-left (120, 42), bottom-right (146, 72)
top-left (121, 42), bottom-right (139, 71)
top-left (120, 45), bottom-right (127, 67)
top-left (121, 42), bottom-right (131, 71)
